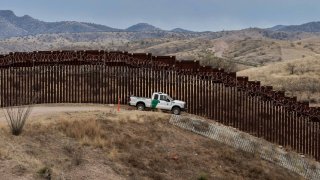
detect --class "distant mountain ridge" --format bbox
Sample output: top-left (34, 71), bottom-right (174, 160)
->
top-left (0, 10), bottom-right (123, 39)
top-left (1, 10), bottom-right (320, 40)
top-left (270, 22), bottom-right (320, 32)
top-left (0, 10), bottom-right (194, 39)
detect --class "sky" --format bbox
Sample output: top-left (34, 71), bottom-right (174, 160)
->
top-left (1, 0), bottom-right (320, 31)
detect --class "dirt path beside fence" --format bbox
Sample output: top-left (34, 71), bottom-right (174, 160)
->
top-left (0, 104), bottom-right (123, 123)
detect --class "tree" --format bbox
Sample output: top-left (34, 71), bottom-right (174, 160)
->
top-left (286, 63), bottom-right (296, 75)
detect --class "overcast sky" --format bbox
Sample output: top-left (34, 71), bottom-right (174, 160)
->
top-left (1, 0), bottom-right (320, 31)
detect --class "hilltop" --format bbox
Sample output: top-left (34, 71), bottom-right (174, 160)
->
top-left (126, 23), bottom-right (162, 32)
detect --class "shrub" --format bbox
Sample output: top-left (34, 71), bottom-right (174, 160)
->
top-left (63, 143), bottom-right (83, 166)
top-left (286, 63), bottom-right (296, 75)
top-left (197, 173), bottom-right (208, 180)
top-left (3, 96), bottom-right (37, 136)
top-left (3, 106), bottom-right (31, 135)
top-left (38, 166), bottom-right (52, 180)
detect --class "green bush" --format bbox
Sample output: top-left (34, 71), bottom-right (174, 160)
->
top-left (38, 166), bottom-right (52, 180)
top-left (197, 173), bottom-right (208, 180)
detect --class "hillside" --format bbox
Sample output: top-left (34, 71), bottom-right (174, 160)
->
top-left (238, 55), bottom-right (320, 104)
top-left (1, 10), bottom-right (318, 63)
top-left (0, 16), bottom-right (28, 38)
top-left (0, 104), bottom-right (302, 179)
top-left (0, 29), bottom-right (317, 66)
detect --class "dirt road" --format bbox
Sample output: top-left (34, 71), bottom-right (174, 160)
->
top-left (0, 104), bottom-right (121, 123)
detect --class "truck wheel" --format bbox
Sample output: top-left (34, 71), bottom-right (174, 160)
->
top-left (172, 107), bottom-right (181, 115)
top-left (137, 103), bottom-right (145, 111)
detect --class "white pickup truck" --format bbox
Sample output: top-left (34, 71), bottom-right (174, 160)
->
top-left (128, 92), bottom-right (187, 115)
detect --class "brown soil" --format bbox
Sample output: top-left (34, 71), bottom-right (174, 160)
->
top-left (0, 105), bottom-right (302, 179)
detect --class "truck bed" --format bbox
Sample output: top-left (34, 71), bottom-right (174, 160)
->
top-left (129, 96), bottom-right (152, 107)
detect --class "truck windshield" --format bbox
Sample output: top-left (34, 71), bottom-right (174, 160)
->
top-left (167, 96), bottom-right (174, 101)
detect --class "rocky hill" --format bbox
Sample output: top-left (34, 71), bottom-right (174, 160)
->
top-left (126, 23), bottom-right (162, 32)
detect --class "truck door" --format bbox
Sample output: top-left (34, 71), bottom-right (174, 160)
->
top-left (158, 95), bottom-right (171, 110)
top-left (151, 93), bottom-right (160, 109)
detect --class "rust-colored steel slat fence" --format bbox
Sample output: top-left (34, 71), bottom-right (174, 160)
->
top-left (0, 50), bottom-right (320, 161)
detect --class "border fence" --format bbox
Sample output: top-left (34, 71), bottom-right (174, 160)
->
top-left (0, 50), bottom-right (319, 161)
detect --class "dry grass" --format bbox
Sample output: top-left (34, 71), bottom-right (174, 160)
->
top-left (55, 119), bottom-right (106, 148)
top-left (238, 55), bottom-right (320, 104)
top-left (223, 39), bottom-right (282, 65)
